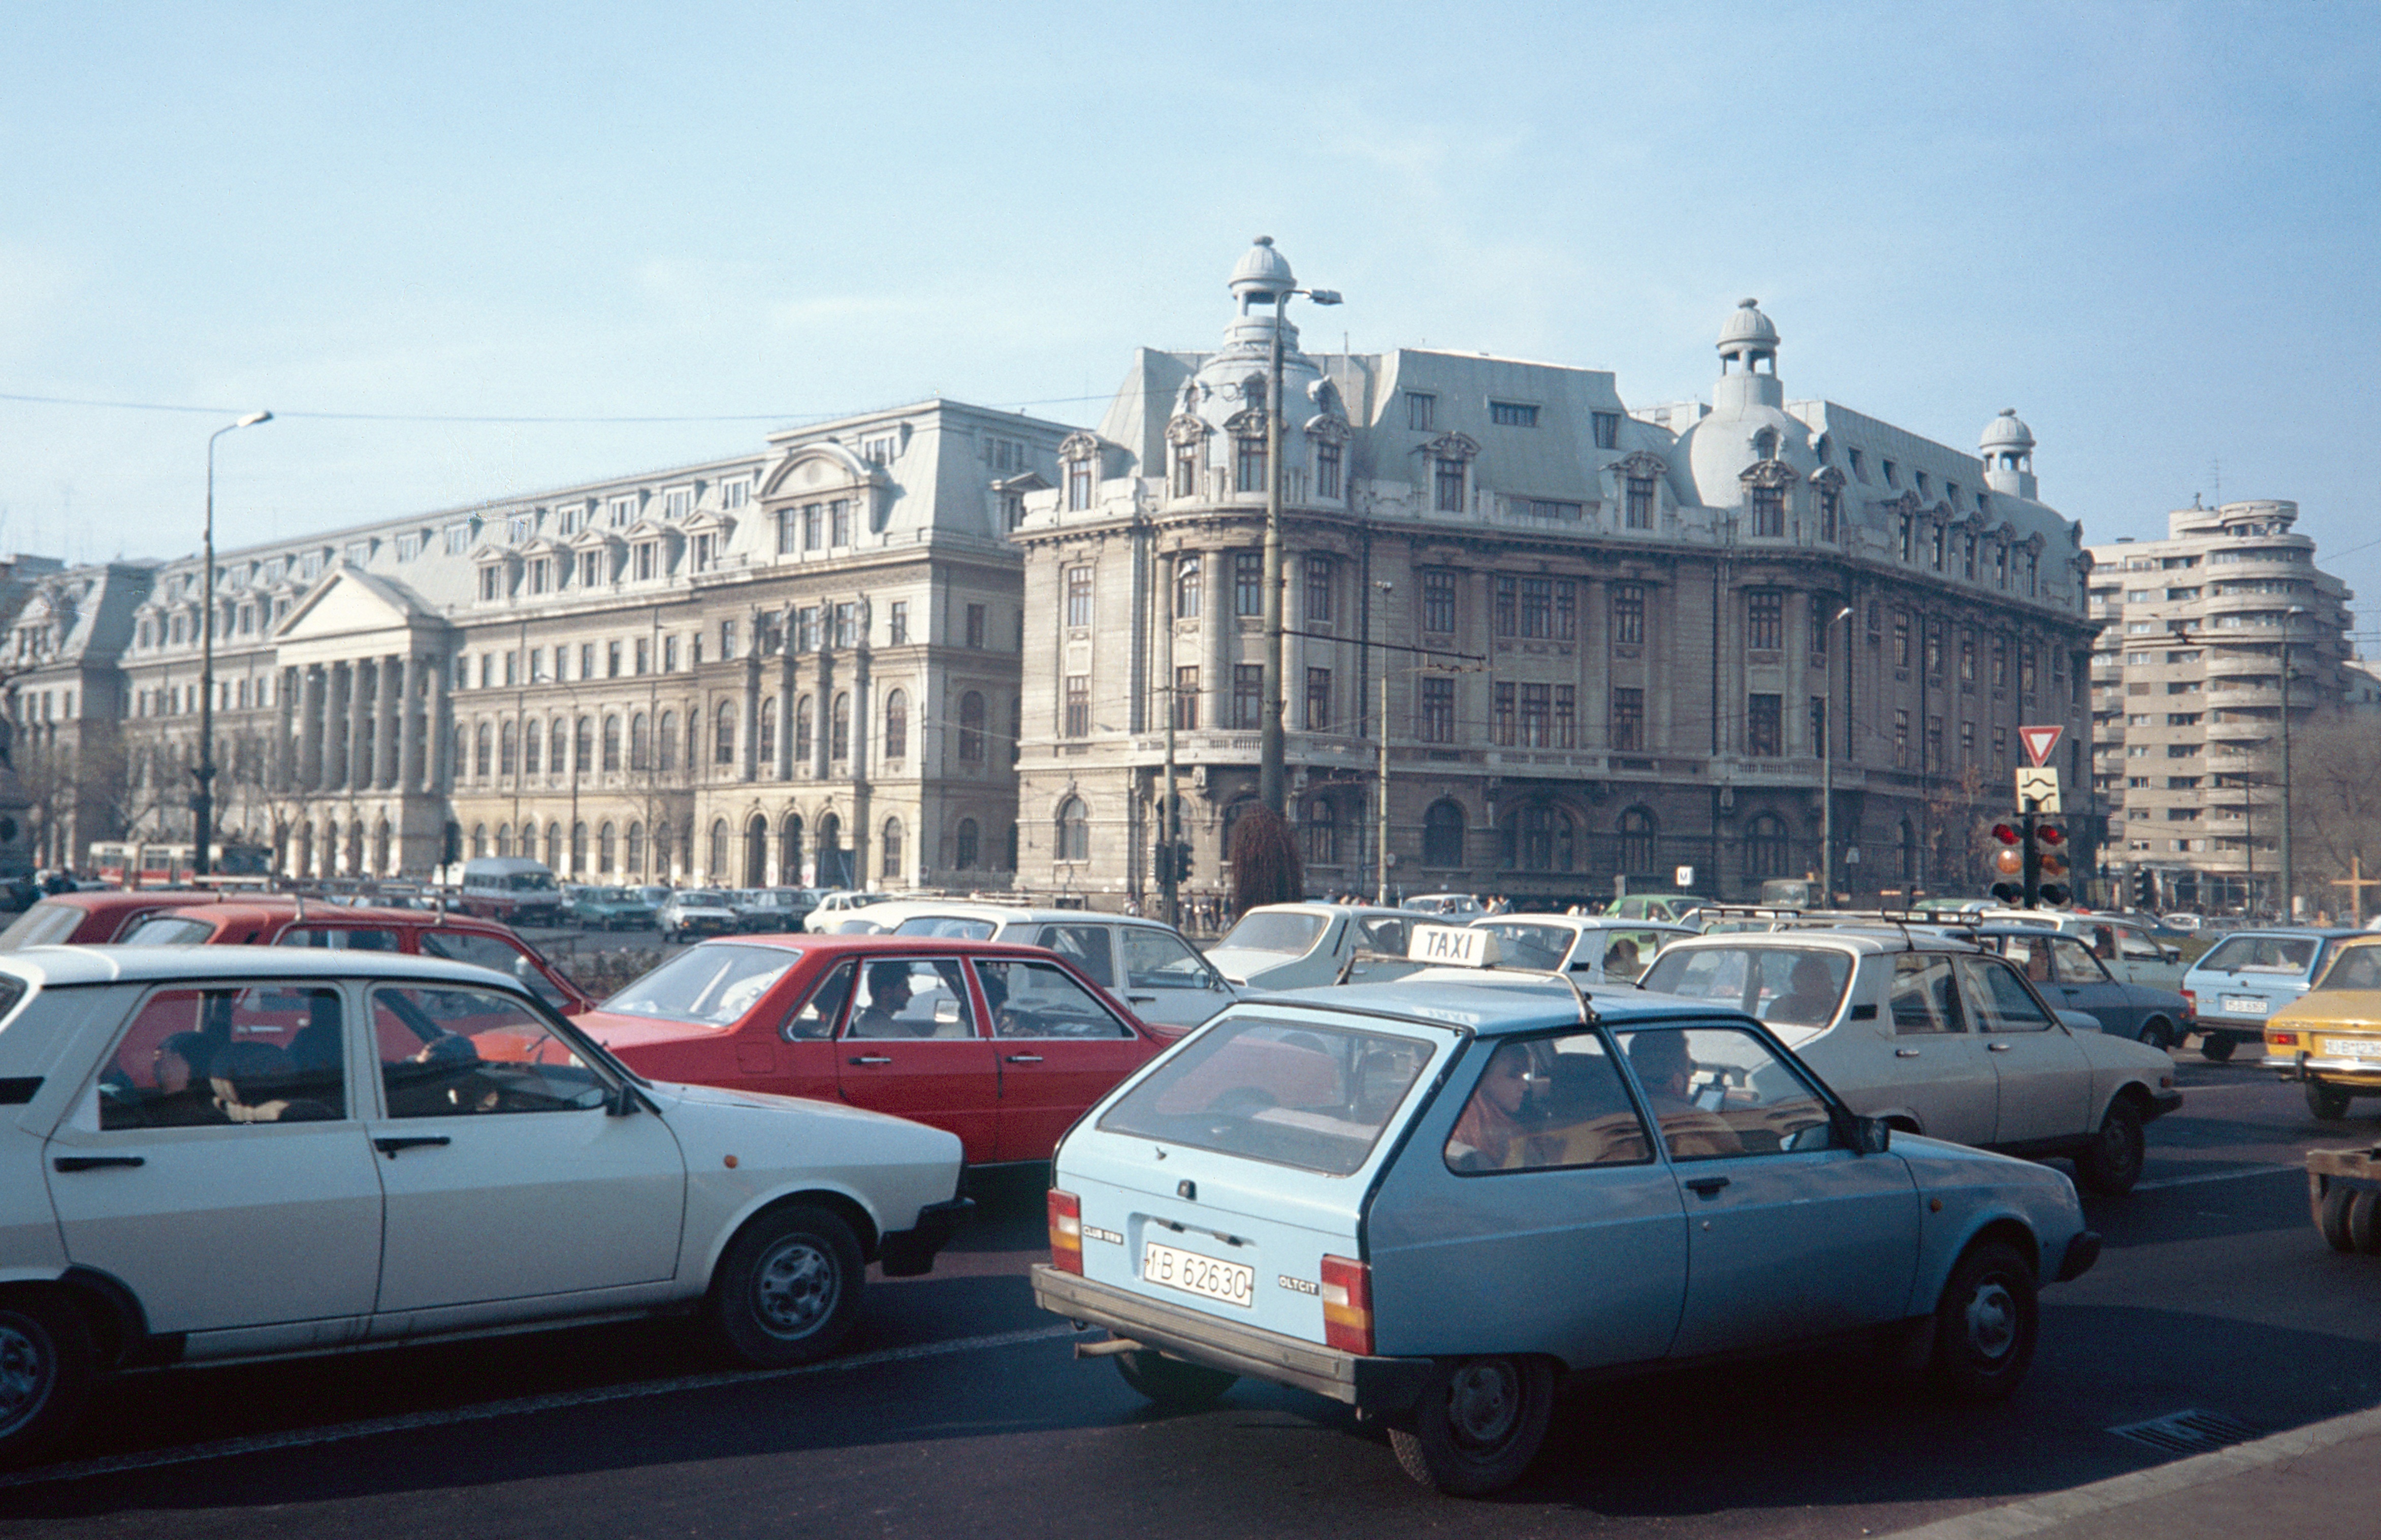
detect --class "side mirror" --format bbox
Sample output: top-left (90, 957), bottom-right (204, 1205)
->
top-left (1840, 1113), bottom-right (1891, 1154)
top-left (607, 1081), bottom-right (641, 1117)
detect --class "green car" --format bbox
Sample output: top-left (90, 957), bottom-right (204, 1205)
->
top-left (565, 885), bottom-right (659, 931)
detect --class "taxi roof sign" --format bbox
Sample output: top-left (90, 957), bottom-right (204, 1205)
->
top-left (1409, 923), bottom-right (1500, 968)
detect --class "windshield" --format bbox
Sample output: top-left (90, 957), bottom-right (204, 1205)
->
top-left (0, 901), bottom-right (93, 951)
top-left (1098, 1016), bottom-right (1436, 1176)
top-left (508, 872), bottom-right (557, 892)
top-left (2314, 944), bottom-right (2381, 993)
top-left (1217, 911), bottom-right (1326, 957)
top-left (121, 917), bottom-right (218, 945)
top-left (1471, 922), bottom-right (1575, 971)
top-left (895, 916), bottom-right (998, 940)
top-left (2200, 934), bottom-right (2321, 977)
top-left (1641, 945), bottom-right (1854, 1030)
top-left (677, 891), bottom-right (730, 908)
top-left (600, 943), bottom-right (795, 1025)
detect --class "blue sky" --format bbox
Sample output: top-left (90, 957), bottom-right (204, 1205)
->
top-left (4, 1), bottom-right (2377, 632)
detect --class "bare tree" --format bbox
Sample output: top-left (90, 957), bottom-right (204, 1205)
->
top-left (2289, 715), bottom-right (2381, 923)
top-left (1923, 762), bottom-right (1991, 896)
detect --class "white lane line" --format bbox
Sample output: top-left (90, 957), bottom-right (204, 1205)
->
top-left (2131, 1165), bottom-right (2300, 1191)
top-left (1874, 1400), bottom-right (2381, 1540)
top-left (0, 1323), bottom-right (1075, 1491)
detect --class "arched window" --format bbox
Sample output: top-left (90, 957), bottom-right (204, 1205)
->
top-left (831, 692), bottom-right (850, 760)
top-left (574, 716), bottom-right (593, 774)
top-left (571, 820), bottom-right (588, 873)
top-left (757, 697), bottom-right (777, 765)
top-left (818, 813), bottom-right (842, 882)
top-left (1306, 799), bottom-right (1338, 865)
top-left (1618, 808), bottom-right (1657, 875)
top-left (794, 695), bottom-right (814, 761)
top-left (473, 721), bottom-right (492, 779)
top-left (780, 815), bottom-right (803, 880)
top-left (956, 817), bottom-right (980, 870)
top-left (551, 716), bottom-right (569, 774)
top-left (524, 717), bottom-right (542, 776)
top-left (657, 711), bottom-right (677, 773)
top-left (958, 691), bottom-right (986, 762)
top-left (470, 822), bottom-right (487, 859)
top-left (495, 822), bottom-right (512, 859)
top-left (626, 820), bottom-right (645, 875)
top-left (499, 719), bottom-right (517, 776)
top-left (1009, 695), bottom-right (1021, 766)
top-left (1745, 813), bottom-right (1791, 880)
top-left (714, 701), bottom-right (736, 765)
top-left (707, 818), bottom-right (729, 879)
top-left (745, 814), bottom-right (767, 887)
top-left (1423, 800), bottom-right (1465, 868)
top-left (1003, 823), bottom-right (1019, 870)
top-left (1175, 555), bottom-right (1202, 619)
top-left (1056, 797), bottom-right (1089, 862)
top-left (629, 712), bottom-right (650, 771)
top-left (598, 820), bottom-right (617, 873)
top-left (881, 818), bottom-right (904, 880)
top-left (538, 821), bottom-right (557, 871)
top-left (884, 689), bottom-right (908, 759)
top-left (602, 714), bottom-right (622, 772)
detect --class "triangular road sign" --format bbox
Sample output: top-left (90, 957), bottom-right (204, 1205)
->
top-left (2019, 725), bottom-right (2063, 767)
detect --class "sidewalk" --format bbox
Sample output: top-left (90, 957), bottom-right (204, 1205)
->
top-left (1880, 1402), bottom-right (2381, 1540)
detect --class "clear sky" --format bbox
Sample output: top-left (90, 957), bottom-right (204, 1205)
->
top-left (4, 1), bottom-right (2377, 634)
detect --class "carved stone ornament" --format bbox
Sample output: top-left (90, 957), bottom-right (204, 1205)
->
top-left (1057, 431), bottom-right (1103, 462)
top-left (1222, 407), bottom-right (1269, 439)
top-left (1808, 464), bottom-right (1846, 492)
top-left (1235, 372), bottom-right (1269, 408)
top-left (1176, 377), bottom-right (1203, 416)
top-left (1302, 412), bottom-right (1351, 446)
top-left (1164, 413), bottom-right (1212, 448)
top-left (1306, 377), bottom-right (1343, 415)
top-left (1739, 459), bottom-right (1799, 490)
top-left (1417, 431), bottom-right (1481, 462)
top-left (1614, 450), bottom-right (1668, 482)
top-left (1882, 489), bottom-right (1924, 518)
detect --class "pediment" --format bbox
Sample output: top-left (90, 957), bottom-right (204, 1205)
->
top-left (760, 442), bottom-right (877, 499)
top-left (273, 567), bottom-right (427, 645)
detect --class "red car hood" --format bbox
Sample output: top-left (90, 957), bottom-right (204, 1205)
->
top-left (574, 1009), bottom-right (730, 1053)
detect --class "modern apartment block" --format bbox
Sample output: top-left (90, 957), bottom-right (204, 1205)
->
top-left (2086, 501), bottom-right (2355, 910)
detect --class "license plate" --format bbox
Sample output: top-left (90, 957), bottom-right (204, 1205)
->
top-left (1141, 1240), bottom-right (1254, 1308)
top-left (2221, 997), bottom-right (2270, 1016)
top-left (2322, 1038), bottom-right (2381, 1061)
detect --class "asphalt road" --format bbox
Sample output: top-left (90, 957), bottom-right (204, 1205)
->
top-left (5, 1055), bottom-right (2380, 1540)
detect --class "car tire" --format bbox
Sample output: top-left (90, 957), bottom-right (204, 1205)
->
top-left (2075, 1098), bottom-right (2146, 1196)
top-left (2319, 1185), bottom-right (2359, 1253)
top-left (0, 1291), bottom-right (94, 1468)
top-left (1387, 1355), bottom-right (1556, 1496)
top-left (2136, 1017), bottom-right (2175, 1051)
top-left (2348, 1191), bottom-right (2381, 1255)
top-left (703, 1204), bottom-right (864, 1368)
top-left (2200, 1035), bottom-right (2237, 1063)
top-left (1928, 1241), bottom-right (2039, 1402)
top-left (1111, 1348), bottom-right (1238, 1409)
top-left (2307, 1081), bottom-right (2353, 1121)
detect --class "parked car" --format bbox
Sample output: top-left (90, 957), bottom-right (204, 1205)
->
top-left (1604, 893), bottom-right (1708, 924)
top-left (1968, 926), bottom-right (2196, 1049)
top-left (567, 885), bottom-right (661, 931)
top-left (1400, 893), bottom-right (1483, 918)
top-left (1033, 967), bottom-right (2099, 1495)
top-left (1975, 910), bottom-right (2184, 990)
top-left (456, 856), bottom-right (566, 928)
top-left (658, 890), bottom-right (743, 943)
top-left (2182, 928), bottom-right (2365, 1062)
top-left (1464, 915), bottom-right (1694, 982)
top-left (801, 892), bottom-right (894, 933)
top-left (730, 888), bottom-right (820, 934)
top-left (1204, 904), bottom-right (1419, 990)
top-left (0, 890), bottom-right (225, 950)
top-left (1637, 929), bottom-right (2180, 1194)
top-left (114, 898), bottom-right (597, 1015)
top-left (2261, 936), bottom-right (2381, 1120)
top-left (870, 904), bottom-right (1236, 1032)
top-left (0, 945), bottom-right (968, 1464)
top-left (585, 935), bottom-right (1180, 1165)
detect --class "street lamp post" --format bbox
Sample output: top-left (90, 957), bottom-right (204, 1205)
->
top-left (2280, 604), bottom-right (2305, 919)
top-left (1374, 581), bottom-right (1393, 906)
top-left (193, 410), bottom-right (273, 878)
top-left (1821, 602), bottom-right (1853, 902)
top-left (1257, 259), bottom-right (1340, 816)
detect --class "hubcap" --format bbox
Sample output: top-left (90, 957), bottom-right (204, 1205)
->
top-left (752, 1237), bottom-right (839, 1339)
top-left (0, 1322), bottom-right (52, 1435)
top-left (2102, 1119), bottom-right (2136, 1173)
top-left (1446, 1359), bottom-right (1522, 1449)
top-left (1965, 1281), bottom-right (2017, 1361)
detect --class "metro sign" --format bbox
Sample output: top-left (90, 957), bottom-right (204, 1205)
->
top-left (2018, 725), bottom-right (2063, 767)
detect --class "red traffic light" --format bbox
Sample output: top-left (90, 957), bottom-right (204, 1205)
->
top-left (1989, 823), bottom-right (2021, 845)
top-left (2037, 824), bottom-right (2065, 846)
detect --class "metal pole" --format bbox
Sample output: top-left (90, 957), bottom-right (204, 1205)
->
top-left (1375, 581), bottom-right (1394, 905)
top-left (1822, 603), bottom-right (1851, 905)
top-left (2281, 606), bottom-right (2301, 919)
top-left (1162, 551), bottom-right (1179, 927)
top-left (193, 411), bottom-right (271, 877)
top-left (1258, 292), bottom-right (1288, 815)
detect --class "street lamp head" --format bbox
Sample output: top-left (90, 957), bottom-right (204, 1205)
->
top-left (237, 410), bottom-right (273, 428)
top-left (1834, 605), bottom-right (1854, 622)
top-left (1305, 290), bottom-right (1343, 306)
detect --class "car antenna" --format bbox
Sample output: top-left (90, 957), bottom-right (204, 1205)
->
top-left (294, 892), bottom-right (305, 923)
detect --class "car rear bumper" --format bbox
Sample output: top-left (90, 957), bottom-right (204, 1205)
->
top-left (877, 1197), bottom-right (974, 1278)
top-left (1031, 1264), bottom-right (1435, 1414)
top-left (2267, 1050), bottom-right (2381, 1084)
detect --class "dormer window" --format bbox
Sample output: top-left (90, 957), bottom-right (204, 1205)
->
top-left (479, 566), bottom-right (503, 602)
top-left (555, 503), bottom-right (585, 536)
top-left (1172, 438), bottom-right (1200, 498)
top-left (721, 477), bottom-right (750, 511)
top-left (396, 532), bottom-right (421, 562)
top-left (580, 549), bottom-right (607, 588)
top-left (633, 540), bottom-right (659, 582)
top-left (1749, 482), bottom-right (1784, 537)
top-left (1592, 411), bottom-right (1621, 450)
top-left (1070, 456), bottom-right (1097, 509)
top-left (1847, 447), bottom-right (1864, 479)
top-left (608, 494), bottom-right (639, 527)
top-left (1882, 459), bottom-right (1900, 489)
top-left (663, 487), bottom-right (693, 520)
top-left (300, 551), bottom-right (325, 580)
top-left (1315, 439), bottom-right (1342, 500)
top-left (1626, 474), bottom-right (1655, 529)
top-left (442, 525), bottom-right (470, 556)
top-left (1915, 471), bottom-right (1930, 497)
top-left (1407, 393), bottom-right (1435, 431)
top-left (1752, 428), bottom-right (1778, 460)
top-left (508, 517), bottom-right (532, 544)
top-left (1236, 437), bottom-right (1267, 495)
top-left (1490, 401), bottom-right (1538, 428)
top-left (527, 557), bottom-right (553, 595)
top-left (691, 532), bottom-right (717, 572)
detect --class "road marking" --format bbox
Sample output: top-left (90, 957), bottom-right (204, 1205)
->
top-left (1875, 1399), bottom-right (2381, 1539)
top-left (2132, 1164), bottom-right (2299, 1191)
top-left (0, 1323), bottom-right (1075, 1491)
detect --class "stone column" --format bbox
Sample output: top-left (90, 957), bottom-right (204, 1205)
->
top-left (302, 665), bottom-right (327, 791)
top-left (346, 660), bottom-right (370, 793)
top-left (397, 654), bottom-right (421, 796)
top-left (739, 625), bottom-right (762, 783)
top-left (776, 644), bottom-right (797, 780)
top-left (426, 655), bottom-right (449, 794)
top-left (276, 667), bottom-right (297, 791)
top-left (813, 652), bottom-right (834, 780)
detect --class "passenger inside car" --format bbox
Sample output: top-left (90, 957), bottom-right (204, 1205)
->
top-left (1766, 954), bottom-right (1849, 1025)
top-left (1621, 1030), bottom-right (1744, 1158)
top-left (850, 962), bottom-right (918, 1037)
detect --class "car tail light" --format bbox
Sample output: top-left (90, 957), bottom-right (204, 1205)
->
top-left (2180, 989), bottom-right (2197, 1020)
top-left (1320, 1254), bottom-right (1373, 1356)
top-left (1047, 1189), bottom-right (1083, 1275)
top-left (2268, 1032), bottom-right (2300, 1049)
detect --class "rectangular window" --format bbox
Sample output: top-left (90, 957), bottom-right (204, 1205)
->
top-left (1612, 584), bottom-right (1645, 645)
top-left (1422, 569), bottom-right (1456, 633)
top-left (1749, 484), bottom-right (1785, 537)
top-left (606, 640), bottom-right (622, 679)
top-left (1960, 631), bottom-right (1977, 683)
top-left (1232, 664), bottom-right (1263, 730)
top-left (1305, 667), bottom-right (1331, 731)
top-left (720, 619), bottom-right (737, 660)
top-left (1519, 683), bottom-right (1551, 747)
top-left (1434, 457), bottom-right (1466, 513)
top-left (1926, 715), bottom-right (1944, 771)
top-left (796, 607), bottom-right (818, 652)
top-left (663, 487), bottom-right (692, 520)
top-left (964, 603), bottom-right (986, 649)
top-left (1172, 440), bottom-right (1200, 498)
top-left (1174, 666), bottom-right (1200, 730)
top-left (1490, 401), bottom-right (1538, 427)
top-left (1819, 487), bottom-right (1840, 542)
top-left (1554, 685), bottom-right (1575, 748)
top-left (444, 524), bottom-right (472, 555)
top-left (1747, 590), bottom-right (1783, 651)
top-left (609, 494), bottom-right (638, 527)
top-left (479, 566), bottom-right (501, 602)
top-left (1064, 676), bottom-right (1089, 739)
top-left (1494, 682), bottom-right (1516, 746)
top-left (722, 478), bottom-right (749, 510)
top-left (663, 634), bottom-right (680, 672)
top-left (1494, 575), bottom-right (1517, 637)
top-left (802, 504), bottom-right (822, 550)
top-left (833, 603), bottom-right (855, 648)
top-left (830, 500), bottom-right (851, 546)
top-left (1625, 477), bottom-right (1654, 529)
top-left (1592, 411), bottom-right (1621, 450)
top-left (2021, 646), bottom-right (2038, 695)
top-left (1233, 551), bottom-right (1263, 617)
top-left (690, 533), bottom-right (716, 572)
top-left (1235, 437), bottom-right (1267, 494)
top-left (776, 508), bottom-right (797, 555)
top-left (1925, 621), bottom-right (1943, 676)
top-left (876, 600), bottom-right (902, 646)
top-left (1066, 567), bottom-right (1093, 628)
top-left (1894, 709), bottom-right (1911, 767)
top-left (1407, 392), bottom-right (1435, 431)
top-left (1893, 612), bottom-right (1911, 668)
top-left (1747, 693), bottom-right (1783, 757)
top-left (1610, 687), bottom-right (1644, 752)
top-left (1068, 459), bottom-right (1095, 509)
top-left (1304, 556), bottom-right (1332, 623)
top-left (1960, 721), bottom-right (1976, 762)
top-left (1420, 677), bottom-right (1455, 743)
top-left (1521, 578), bottom-right (1557, 639)
top-left (1315, 440), bottom-right (1341, 499)
top-left (1809, 695), bottom-right (1828, 756)
top-left (633, 542), bottom-right (656, 582)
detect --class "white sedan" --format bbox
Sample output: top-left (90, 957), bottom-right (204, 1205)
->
top-left (0, 947), bottom-right (967, 1464)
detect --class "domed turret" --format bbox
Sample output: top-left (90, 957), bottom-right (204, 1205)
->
top-left (1717, 297), bottom-right (1779, 359)
top-left (1229, 236), bottom-right (1296, 310)
top-left (1981, 408), bottom-right (2038, 499)
top-left (1714, 297), bottom-right (1783, 413)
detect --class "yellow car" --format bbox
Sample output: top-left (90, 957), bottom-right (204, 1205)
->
top-left (2264, 937), bottom-right (2381, 1120)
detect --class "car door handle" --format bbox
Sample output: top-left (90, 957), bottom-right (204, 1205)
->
top-left (52, 1155), bottom-right (144, 1172)
top-left (1127, 994), bottom-right (1157, 1004)
top-left (372, 1136), bottom-right (453, 1157)
top-left (1895, 1048), bottom-right (1922, 1058)
top-left (1684, 1176), bottom-right (1731, 1198)
top-left (1988, 1042), bottom-right (2015, 1052)
top-left (848, 1054), bottom-right (893, 1066)
top-left (1005, 1053), bottom-right (1044, 1064)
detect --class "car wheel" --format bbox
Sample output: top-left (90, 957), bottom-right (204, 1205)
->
top-left (2348, 1191), bottom-right (2381, 1255)
top-left (1388, 1355), bottom-right (1556, 1496)
top-left (2136, 1017), bottom-right (2175, 1051)
top-left (0, 1292), bottom-right (94, 1467)
top-left (704, 1204), bottom-right (863, 1368)
top-left (2318, 1185), bottom-right (2359, 1253)
top-left (2075, 1098), bottom-right (2146, 1196)
top-left (2200, 1035), bottom-right (2237, 1063)
top-left (1111, 1348), bottom-right (1237, 1409)
top-left (1928, 1241), bottom-right (2038, 1401)
top-left (2307, 1081), bottom-right (2353, 1121)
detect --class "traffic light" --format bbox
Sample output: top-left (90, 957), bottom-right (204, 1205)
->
top-left (1174, 841), bottom-right (1194, 884)
top-left (2035, 821), bottom-right (2071, 908)
top-left (1988, 822), bottom-right (2024, 904)
top-left (2132, 867), bottom-right (2157, 911)
top-left (1153, 843), bottom-right (1175, 885)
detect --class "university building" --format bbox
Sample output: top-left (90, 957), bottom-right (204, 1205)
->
top-left (1011, 239), bottom-right (2099, 908)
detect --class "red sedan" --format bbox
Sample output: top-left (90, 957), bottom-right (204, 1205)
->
top-left (0, 890), bottom-right (226, 949)
top-left (584, 935), bottom-right (1180, 1166)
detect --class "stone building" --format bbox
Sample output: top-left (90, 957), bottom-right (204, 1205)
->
top-left (17, 400), bottom-right (1069, 885)
top-left (2086, 501), bottom-right (2356, 910)
top-left (1012, 240), bottom-right (2098, 909)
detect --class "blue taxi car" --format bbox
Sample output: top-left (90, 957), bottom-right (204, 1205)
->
top-left (1032, 934), bottom-right (2101, 1496)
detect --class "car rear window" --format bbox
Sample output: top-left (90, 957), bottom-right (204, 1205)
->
top-left (1471, 922), bottom-right (1576, 970)
top-left (1216, 912), bottom-right (1325, 957)
top-left (2314, 945), bottom-right (2381, 993)
top-left (2199, 935), bottom-right (2320, 977)
top-left (122, 917), bottom-right (218, 946)
top-left (0, 901), bottom-right (92, 951)
top-left (1640, 946), bottom-right (1852, 1029)
top-left (1096, 1016), bottom-right (1436, 1176)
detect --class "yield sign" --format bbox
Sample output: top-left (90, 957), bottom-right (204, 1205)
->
top-left (2019, 725), bottom-right (2063, 767)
